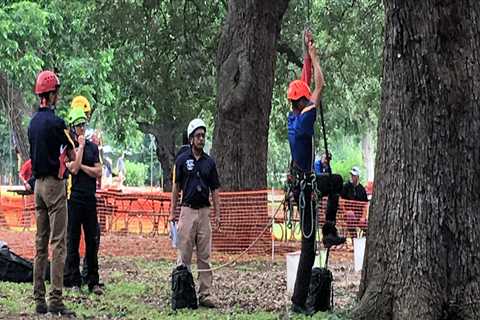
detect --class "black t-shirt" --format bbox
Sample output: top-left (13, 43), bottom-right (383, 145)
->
top-left (28, 107), bottom-right (74, 178)
top-left (174, 149), bottom-right (220, 208)
top-left (175, 144), bottom-right (190, 159)
top-left (340, 181), bottom-right (368, 202)
top-left (70, 140), bottom-right (99, 201)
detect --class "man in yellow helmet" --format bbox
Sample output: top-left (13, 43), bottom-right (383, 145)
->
top-left (69, 96), bottom-right (104, 288)
top-left (63, 107), bottom-right (103, 295)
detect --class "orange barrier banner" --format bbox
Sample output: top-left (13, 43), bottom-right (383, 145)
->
top-left (0, 187), bottom-right (369, 257)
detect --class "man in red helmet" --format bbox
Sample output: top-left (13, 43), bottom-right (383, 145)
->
top-left (28, 70), bottom-right (80, 316)
top-left (287, 33), bottom-right (346, 315)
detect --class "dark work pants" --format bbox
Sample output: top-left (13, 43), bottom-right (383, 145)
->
top-left (81, 221), bottom-right (100, 285)
top-left (292, 182), bottom-right (316, 306)
top-left (291, 173), bottom-right (342, 307)
top-left (64, 199), bottom-right (99, 289)
top-left (316, 174), bottom-right (343, 223)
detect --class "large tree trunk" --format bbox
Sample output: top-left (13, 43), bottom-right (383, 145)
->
top-left (0, 73), bottom-right (30, 163)
top-left (212, 0), bottom-right (289, 191)
top-left (354, 1), bottom-right (480, 319)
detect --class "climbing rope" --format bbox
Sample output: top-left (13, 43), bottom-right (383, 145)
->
top-left (299, 178), bottom-right (315, 239)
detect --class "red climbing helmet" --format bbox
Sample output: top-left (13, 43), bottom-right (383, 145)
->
top-left (34, 70), bottom-right (60, 95)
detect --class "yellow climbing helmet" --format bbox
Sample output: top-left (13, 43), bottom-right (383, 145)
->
top-left (70, 95), bottom-right (91, 114)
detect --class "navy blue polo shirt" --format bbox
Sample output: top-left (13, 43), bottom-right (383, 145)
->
top-left (70, 140), bottom-right (100, 202)
top-left (28, 107), bottom-right (74, 179)
top-left (288, 103), bottom-right (317, 172)
top-left (174, 148), bottom-right (220, 208)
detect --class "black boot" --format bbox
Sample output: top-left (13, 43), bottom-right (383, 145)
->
top-left (322, 221), bottom-right (346, 248)
top-left (290, 303), bottom-right (315, 316)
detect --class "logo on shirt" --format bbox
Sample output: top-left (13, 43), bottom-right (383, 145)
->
top-left (186, 159), bottom-right (194, 171)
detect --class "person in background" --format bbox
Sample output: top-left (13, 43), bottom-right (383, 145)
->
top-left (116, 152), bottom-right (126, 187)
top-left (341, 166), bottom-right (369, 239)
top-left (341, 166), bottom-right (368, 202)
top-left (19, 159), bottom-right (35, 192)
top-left (314, 152), bottom-right (332, 175)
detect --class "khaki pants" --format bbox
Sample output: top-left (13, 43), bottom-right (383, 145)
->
top-left (33, 176), bottom-right (67, 306)
top-left (176, 207), bottom-right (212, 298)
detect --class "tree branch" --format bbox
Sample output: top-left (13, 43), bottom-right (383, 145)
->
top-left (277, 41), bottom-right (302, 68)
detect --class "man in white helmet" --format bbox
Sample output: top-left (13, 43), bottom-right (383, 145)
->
top-left (169, 118), bottom-right (221, 308)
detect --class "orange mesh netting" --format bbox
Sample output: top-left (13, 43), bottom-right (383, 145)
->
top-left (0, 187), bottom-right (369, 259)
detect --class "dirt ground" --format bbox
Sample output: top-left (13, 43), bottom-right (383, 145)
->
top-left (0, 229), bottom-right (360, 318)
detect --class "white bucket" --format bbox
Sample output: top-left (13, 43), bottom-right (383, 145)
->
top-left (286, 250), bottom-right (326, 296)
top-left (353, 237), bottom-right (366, 272)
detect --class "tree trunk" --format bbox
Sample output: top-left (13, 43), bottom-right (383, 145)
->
top-left (139, 122), bottom-right (176, 192)
top-left (154, 133), bottom-right (175, 192)
top-left (354, 1), bottom-right (480, 319)
top-left (0, 73), bottom-right (30, 163)
top-left (212, 0), bottom-right (289, 191)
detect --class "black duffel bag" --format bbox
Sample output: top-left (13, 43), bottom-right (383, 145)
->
top-left (0, 244), bottom-right (34, 283)
top-left (0, 244), bottom-right (50, 283)
top-left (171, 264), bottom-right (198, 310)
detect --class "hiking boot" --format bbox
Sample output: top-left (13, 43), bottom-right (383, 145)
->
top-left (89, 284), bottom-right (104, 295)
top-left (48, 303), bottom-right (76, 317)
top-left (35, 300), bottom-right (48, 314)
top-left (290, 303), bottom-right (314, 316)
top-left (322, 221), bottom-right (346, 248)
top-left (323, 233), bottom-right (346, 248)
top-left (198, 295), bottom-right (217, 308)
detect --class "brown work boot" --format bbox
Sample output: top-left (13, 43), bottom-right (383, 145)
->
top-left (90, 284), bottom-right (104, 295)
top-left (198, 295), bottom-right (217, 308)
top-left (48, 303), bottom-right (76, 317)
top-left (35, 300), bottom-right (48, 314)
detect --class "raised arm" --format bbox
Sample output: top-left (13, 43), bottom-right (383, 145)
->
top-left (301, 30), bottom-right (313, 86)
top-left (309, 44), bottom-right (325, 106)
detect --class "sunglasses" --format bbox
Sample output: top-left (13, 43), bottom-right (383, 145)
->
top-left (75, 123), bottom-right (86, 128)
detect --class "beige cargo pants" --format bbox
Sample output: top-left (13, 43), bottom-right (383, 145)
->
top-left (176, 206), bottom-right (212, 298)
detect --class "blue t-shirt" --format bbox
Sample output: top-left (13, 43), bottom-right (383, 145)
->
top-left (314, 159), bottom-right (332, 175)
top-left (287, 105), bottom-right (316, 172)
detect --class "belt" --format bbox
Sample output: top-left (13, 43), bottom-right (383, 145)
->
top-left (181, 203), bottom-right (208, 210)
top-left (37, 175), bottom-right (62, 181)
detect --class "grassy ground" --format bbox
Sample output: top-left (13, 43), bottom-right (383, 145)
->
top-left (0, 257), bottom-right (355, 319)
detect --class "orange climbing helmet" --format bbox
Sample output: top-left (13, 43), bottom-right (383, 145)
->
top-left (287, 80), bottom-right (311, 101)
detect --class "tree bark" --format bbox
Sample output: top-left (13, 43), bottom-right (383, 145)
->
top-left (212, 0), bottom-right (289, 191)
top-left (0, 73), bottom-right (30, 163)
top-left (354, 1), bottom-right (480, 319)
top-left (139, 122), bottom-right (176, 192)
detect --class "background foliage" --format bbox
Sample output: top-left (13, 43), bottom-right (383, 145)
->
top-left (0, 0), bottom-right (383, 188)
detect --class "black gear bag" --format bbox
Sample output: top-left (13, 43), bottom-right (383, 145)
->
top-left (306, 248), bottom-right (333, 312)
top-left (171, 264), bottom-right (198, 310)
top-left (0, 243), bottom-right (49, 283)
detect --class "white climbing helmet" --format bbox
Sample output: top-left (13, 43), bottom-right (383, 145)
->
top-left (187, 118), bottom-right (206, 138)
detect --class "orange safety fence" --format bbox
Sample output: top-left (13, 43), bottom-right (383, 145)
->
top-left (0, 187), bottom-right (369, 258)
